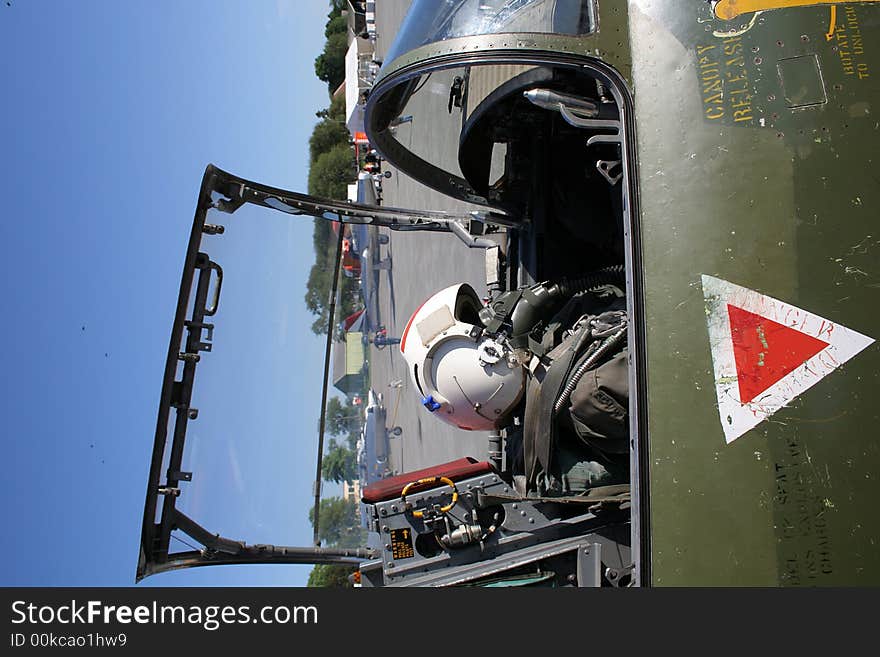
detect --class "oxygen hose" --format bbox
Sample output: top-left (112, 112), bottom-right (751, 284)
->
top-left (555, 264), bottom-right (625, 297)
top-left (508, 265), bottom-right (625, 348)
top-left (553, 325), bottom-right (627, 415)
top-left (549, 266), bottom-right (627, 413)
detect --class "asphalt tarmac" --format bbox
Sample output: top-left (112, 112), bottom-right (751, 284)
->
top-left (365, 1), bottom-right (496, 474)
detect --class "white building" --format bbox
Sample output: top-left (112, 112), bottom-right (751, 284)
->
top-left (344, 35), bottom-right (380, 137)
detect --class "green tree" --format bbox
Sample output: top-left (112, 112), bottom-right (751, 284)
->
top-left (309, 497), bottom-right (367, 549)
top-left (308, 142), bottom-right (356, 199)
top-left (307, 564), bottom-right (355, 588)
top-left (324, 13), bottom-right (347, 38)
top-left (303, 141), bottom-right (356, 336)
top-left (327, 0), bottom-right (347, 19)
top-left (312, 217), bottom-right (333, 261)
top-left (304, 2), bottom-right (365, 336)
top-left (314, 94), bottom-right (346, 121)
top-left (309, 118), bottom-right (350, 164)
top-left (326, 396), bottom-right (361, 437)
top-left (314, 30), bottom-right (349, 94)
top-left (328, 93), bottom-right (346, 120)
top-left (304, 271), bottom-right (359, 335)
top-left (322, 439), bottom-right (357, 484)
top-left (304, 258), bottom-right (332, 316)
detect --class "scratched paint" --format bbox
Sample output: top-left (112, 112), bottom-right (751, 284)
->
top-left (702, 275), bottom-right (874, 443)
top-left (712, 10), bottom-right (764, 38)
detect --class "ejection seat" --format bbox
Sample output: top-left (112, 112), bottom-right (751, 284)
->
top-left (358, 457), bottom-right (631, 587)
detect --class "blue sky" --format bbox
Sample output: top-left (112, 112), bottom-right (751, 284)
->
top-left (1, 0), bottom-right (339, 586)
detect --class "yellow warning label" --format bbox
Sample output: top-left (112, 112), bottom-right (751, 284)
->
top-left (714, 0), bottom-right (876, 22)
top-left (390, 528), bottom-right (415, 560)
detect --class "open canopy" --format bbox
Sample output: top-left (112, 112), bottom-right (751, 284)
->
top-left (137, 164), bottom-right (505, 581)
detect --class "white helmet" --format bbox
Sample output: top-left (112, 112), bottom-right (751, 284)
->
top-left (399, 283), bottom-right (525, 431)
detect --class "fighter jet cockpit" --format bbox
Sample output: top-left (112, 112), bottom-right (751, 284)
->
top-left (353, 0), bottom-right (641, 586)
top-left (138, 0), bottom-right (880, 589)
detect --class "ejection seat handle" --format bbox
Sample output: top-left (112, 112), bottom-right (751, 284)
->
top-left (400, 476), bottom-right (459, 518)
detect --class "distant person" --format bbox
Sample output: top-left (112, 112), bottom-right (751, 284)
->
top-left (371, 326), bottom-right (400, 349)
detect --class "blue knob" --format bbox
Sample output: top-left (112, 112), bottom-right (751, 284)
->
top-left (422, 396), bottom-right (441, 412)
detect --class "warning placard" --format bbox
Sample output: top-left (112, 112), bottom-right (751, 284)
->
top-left (702, 275), bottom-right (874, 443)
top-left (389, 528), bottom-right (415, 560)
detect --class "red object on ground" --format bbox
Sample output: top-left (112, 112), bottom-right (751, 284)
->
top-left (341, 236), bottom-right (361, 276)
top-left (342, 308), bottom-right (365, 331)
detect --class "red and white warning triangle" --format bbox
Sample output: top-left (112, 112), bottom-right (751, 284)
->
top-left (702, 275), bottom-right (874, 444)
